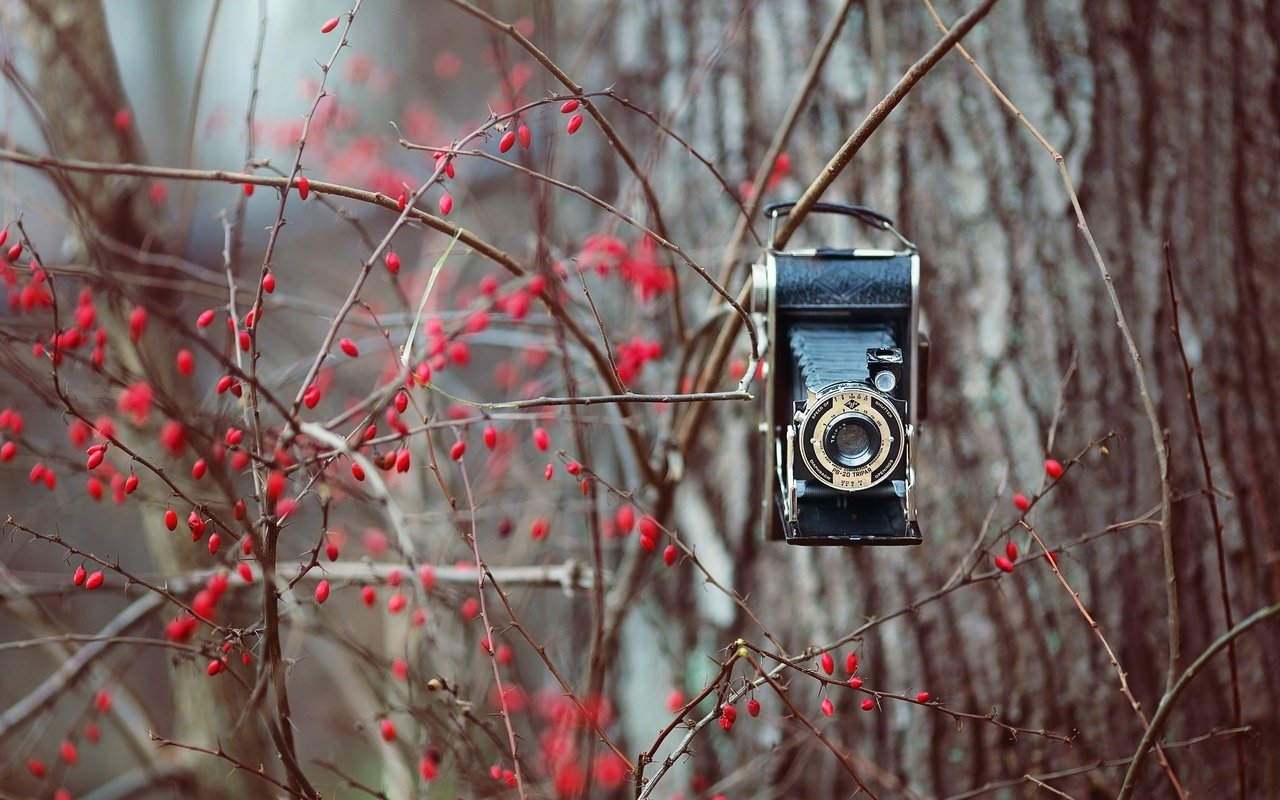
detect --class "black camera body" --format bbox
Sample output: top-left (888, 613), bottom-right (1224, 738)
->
top-left (752, 202), bottom-right (927, 545)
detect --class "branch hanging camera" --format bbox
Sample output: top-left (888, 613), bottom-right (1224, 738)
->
top-left (754, 202), bottom-right (928, 545)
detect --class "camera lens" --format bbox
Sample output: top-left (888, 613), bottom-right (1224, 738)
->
top-left (823, 414), bottom-right (880, 469)
top-left (835, 424), bottom-right (870, 460)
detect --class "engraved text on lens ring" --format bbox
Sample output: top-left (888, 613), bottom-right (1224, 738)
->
top-left (801, 386), bottom-right (904, 491)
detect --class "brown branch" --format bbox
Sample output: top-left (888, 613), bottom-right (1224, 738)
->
top-left (941, 726), bottom-right (1251, 800)
top-left (440, 0), bottom-right (697, 350)
top-left (771, 0), bottom-right (1001, 248)
top-left (1117, 603), bottom-right (1280, 799)
top-left (714, 0), bottom-right (858, 286)
top-left (149, 731), bottom-right (309, 800)
top-left (742, 651), bottom-right (881, 799)
top-left (1163, 241), bottom-right (1244, 798)
top-left (1020, 522), bottom-right (1186, 798)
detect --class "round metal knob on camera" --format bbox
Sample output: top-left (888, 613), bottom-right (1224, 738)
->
top-left (873, 370), bottom-right (897, 393)
top-left (750, 262), bottom-right (773, 314)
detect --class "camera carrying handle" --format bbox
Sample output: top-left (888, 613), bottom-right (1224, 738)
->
top-left (763, 201), bottom-right (916, 252)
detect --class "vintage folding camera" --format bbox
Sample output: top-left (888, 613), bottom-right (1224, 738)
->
top-left (752, 202), bottom-right (927, 545)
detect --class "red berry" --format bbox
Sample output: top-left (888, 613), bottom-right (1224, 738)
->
top-left (207, 533), bottom-right (221, 555)
top-left (820, 651), bottom-right (835, 675)
top-left (207, 659), bottom-right (223, 676)
top-left (0, 441), bottom-right (15, 461)
top-left (73, 565), bottom-right (87, 586)
top-left (191, 458), bottom-right (207, 479)
top-left (995, 556), bottom-right (1015, 573)
top-left (125, 474), bottom-right (138, 493)
top-left (164, 509), bottom-right (178, 531)
top-left (188, 511), bottom-right (205, 540)
top-left (28, 757), bottom-right (46, 778)
top-left (566, 113), bottom-right (584, 134)
top-left (176, 349), bottom-right (194, 375)
top-left (1006, 540), bottom-right (1019, 561)
top-left (916, 691), bottom-right (930, 703)
top-left (197, 308), bottom-right (216, 328)
top-left (721, 703), bottom-right (736, 723)
top-left (565, 461), bottom-right (581, 476)
top-left (340, 338), bottom-right (359, 357)
top-left (1013, 492), bottom-right (1031, 512)
top-left (315, 580), bottom-right (330, 604)
top-left (385, 252), bottom-right (401, 274)
top-left (237, 562), bottom-right (252, 582)
top-left (560, 99), bottom-right (580, 113)
top-left (532, 427), bottom-right (550, 451)
top-left (845, 652), bottom-right (858, 674)
top-left (849, 676), bottom-right (864, 689)
top-left (1045, 458), bottom-right (1064, 479)
top-left (639, 533), bottom-right (657, 553)
top-left (380, 719), bottom-right (397, 741)
top-left (517, 124), bottom-right (532, 149)
top-left (94, 689), bottom-right (112, 712)
top-left (326, 542), bottom-right (340, 561)
top-left (439, 193), bottom-right (453, 216)
top-left (296, 176), bottom-right (310, 201)
top-left (397, 191), bottom-right (408, 211)
top-left (351, 462), bottom-right (365, 481)
top-left (113, 108), bottom-right (131, 130)
top-left (361, 586), bottom-right (376, 606)
top-left (1045, 550), bottom-right (1060, 567)
top-left (747, 698), bottom-right (761, 717)
top-left (128, 305), bottom-right (147, 341)
top-left (266, 469), bottom-right (285, 503)
top-left (662, 544), bottom-right (677, 566)
top-left (262, 272), bottom-right (276, 294)
top-left (615, 504), bottom-right (635, 534)
top-left (242, 182), bottom-right (255, 197)
top-left (499, 130), bottom-right (516, 153)
top-left (483, 424), bottom-right (498, 450)
top-left (860, 698), bottom-right (875, 712)
top-left (395, 390), bottom-right (409, 413)
top-left (821, 698), bottom-right (835, 716)
top-left (530, 518), bottom-right (549, 540)
top-left (450, 440), bottom-right (466, 460)
top-left (387, 594), bottom-right (406, 614)
top-left (638, 515), bottom-right (659, 539)
top-left (461, 597), bottom-right (480, 620)
top-left (321, 17), bottom-right (339, 33)
top-left (60, 739), bottom-right (78, 764)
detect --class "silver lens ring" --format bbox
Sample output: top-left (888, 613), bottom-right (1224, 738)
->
top-left (798, 382), bottom-right (904, 491)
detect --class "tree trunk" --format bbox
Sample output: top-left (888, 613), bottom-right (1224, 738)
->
top-left (601, 0), bottom-right (1280, 795)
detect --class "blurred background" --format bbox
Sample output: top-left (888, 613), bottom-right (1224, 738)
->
top-left (1, 0), bottom-right (1278, 798)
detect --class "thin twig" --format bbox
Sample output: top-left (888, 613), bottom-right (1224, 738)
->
top-left (1117, 603), bottom-right (1280, 799)
top-left (1020, 522), bottom-right (1185, 797)
top-left (1163, 241), bottom-right (1244, 798)
top-left (772, 0), bottom-right (1000, 248)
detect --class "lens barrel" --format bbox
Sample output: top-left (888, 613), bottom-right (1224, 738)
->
top-left (823, 413), bottom-right (880, 469)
